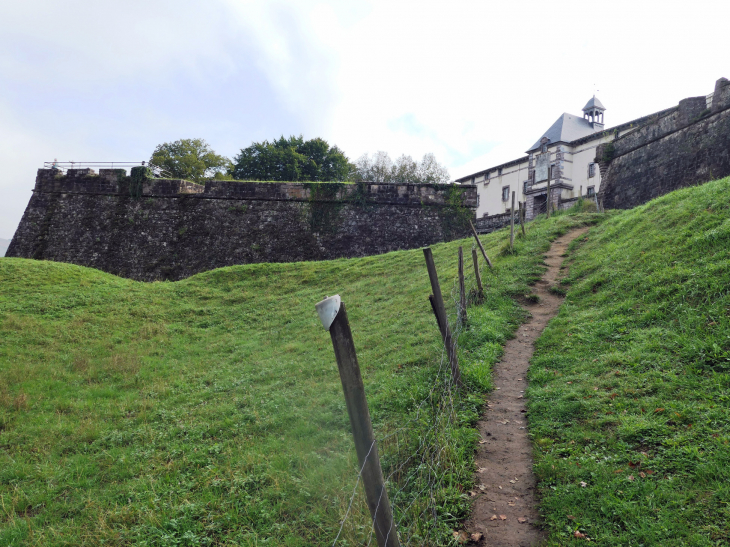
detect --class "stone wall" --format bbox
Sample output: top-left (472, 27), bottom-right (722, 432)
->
top-left (598, 78), bottom-right (730, 210)
top-left (7, 170), bottom-right (477, 281)
top-left (474, 211), bottom-right (524, 234)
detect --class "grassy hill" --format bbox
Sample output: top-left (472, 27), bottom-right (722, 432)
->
top-left (5, 175), bottom-right (728, 546)
top-left (529, 177), bottom-right (730, 544)
top-left (0, 212), bottom-right (596, 546)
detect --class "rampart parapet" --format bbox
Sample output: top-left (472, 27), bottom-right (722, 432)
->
top-left (598, 77), bottom-right (730, 210)
top-left (31, 169), bottom-right (476, 207)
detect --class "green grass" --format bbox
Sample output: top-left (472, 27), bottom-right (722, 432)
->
top-left (529, 176), bottom-right (730, 545)
top-left (0, 212), bottom-right (598, 546)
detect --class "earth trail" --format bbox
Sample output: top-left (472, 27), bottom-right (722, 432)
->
top-left (466, 227), bottom-right (590, 546)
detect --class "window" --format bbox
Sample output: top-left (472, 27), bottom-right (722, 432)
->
top-left (588, 163), bottom-right (596, 178)
top-left (498, 167), bottom-right (503, 176)
top-left (541, 143), bottom-right (547, 153)
top-left (502, 186), bottom-right (510, 202)
top-left (523, 181), bottom-right (529, 194)
top-left (587, 186), bottom-right (595, 196)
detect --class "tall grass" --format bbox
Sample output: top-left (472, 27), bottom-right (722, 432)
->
top-left (529, 177), bottom-right (730, 545)
top-left (0, 210), bottom-right (598, 546)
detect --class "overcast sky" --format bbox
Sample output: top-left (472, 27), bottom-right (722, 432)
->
top-left (1, 0), bottom-right (728, 238)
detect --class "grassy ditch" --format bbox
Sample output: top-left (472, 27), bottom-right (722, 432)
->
top-left (0, 212), bottom-right (597, 546)
top-left (528, 176), bottom-right (730, 545)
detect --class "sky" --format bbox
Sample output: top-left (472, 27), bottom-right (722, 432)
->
top-left (1, 0), bottom-right (728, 239)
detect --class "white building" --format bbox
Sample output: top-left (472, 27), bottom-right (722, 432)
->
top-left (456, 97), bottom-right (672, 220)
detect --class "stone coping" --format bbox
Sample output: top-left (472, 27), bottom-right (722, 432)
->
top-left (33, 169), bottom-right (477, 208)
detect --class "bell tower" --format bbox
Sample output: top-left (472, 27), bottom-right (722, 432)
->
top-left (582, 96), bottom-right (606, 130)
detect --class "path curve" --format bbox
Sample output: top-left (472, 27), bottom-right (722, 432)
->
top-left (466, 227), bottom-right (589, 546)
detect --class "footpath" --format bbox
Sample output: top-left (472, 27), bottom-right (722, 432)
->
top-left (467, 227), bottom-right (590, 546)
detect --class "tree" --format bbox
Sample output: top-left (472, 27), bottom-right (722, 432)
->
top-left (351, 151), bottom-right (451, 184)
top-left (149, 139), bottom-right (229, 183)
top-left (232, 136), bottom-right (351, 182)
top-left (417, 153), bottom-right (451, 184)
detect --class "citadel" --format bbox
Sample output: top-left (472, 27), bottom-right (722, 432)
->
top-left (467, 77), bottom-right (730, 230)
top-left (6, 77), bottom-right (730, 281)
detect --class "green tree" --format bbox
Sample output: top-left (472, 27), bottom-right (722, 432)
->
top-left (351, 151), bottom-right (450, 184)
top-left (232, 136), bottom-right (351, 181)
top-left (149, 138), bottom-right (229, 183)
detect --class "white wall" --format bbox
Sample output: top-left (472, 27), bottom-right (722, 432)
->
top-left (475, 121), bottom-right (645, 217)
top-left (475, 159), bottom-right (528, 217)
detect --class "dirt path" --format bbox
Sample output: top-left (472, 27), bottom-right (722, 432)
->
top-left (466, 227), bottom-right (589, 546)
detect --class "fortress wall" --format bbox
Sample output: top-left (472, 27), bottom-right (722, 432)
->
top-left (599, 78), bottom-right (730, 210)
top-left (7, 171), bottom-right (476, 281)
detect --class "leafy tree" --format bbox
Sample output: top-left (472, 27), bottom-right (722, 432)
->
top-left (351, 151), bottom-right (450, 184)
top-left (149, 138), bottom-right (229, 182)
top-left (231, 136), bottom-right (351, 182)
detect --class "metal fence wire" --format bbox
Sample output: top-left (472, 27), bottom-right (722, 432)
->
top-left (330, 245), bottom-right (487, 546)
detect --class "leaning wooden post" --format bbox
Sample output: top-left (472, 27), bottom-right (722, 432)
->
top-left (468, 220), bottom-right (493, 268)
top-left (523, 201), bottom-right (528, 235)
top-left (509, 191), bottom-right (516, 250)
top-left (546, 167), bottom-right (552, 218)
top-left (423, 248), bottom-right (462, 387)
top-left (458, 247), bottom-right (467, 324)
top-left (518, 201), bottom-right (526, 238)
top-left (472, 248), bottom-right (484, 297)
top-left (315, 296), bottom-right (401, 547)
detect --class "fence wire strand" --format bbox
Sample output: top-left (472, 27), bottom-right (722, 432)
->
top-left (332, 243), bottom-right (487, 546)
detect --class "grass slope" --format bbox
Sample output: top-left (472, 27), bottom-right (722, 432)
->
top-left (529, 177), bottom-right (730, 545)
top-left (0, 213), bottom-right (596, 546)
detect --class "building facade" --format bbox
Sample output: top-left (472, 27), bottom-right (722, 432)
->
top-left (456, 95), bottom-right (704, 220)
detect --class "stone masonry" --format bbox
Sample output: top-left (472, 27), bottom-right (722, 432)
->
top-left (7, 170), bottom-right (477, 281)
top-left (598, 78), bottom-right (730, 210)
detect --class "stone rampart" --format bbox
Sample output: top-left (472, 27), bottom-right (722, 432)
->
top-left (474, 211), bottom-right (526, 234)
top-left (7, 170), bottom-right (476, 281)
top-left (598, 77), bottom-right (730, 209)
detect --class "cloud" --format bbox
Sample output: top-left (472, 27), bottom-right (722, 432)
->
top-left (0, 0), bottom-right (728, 237)
top-left (0, 0), bottom-right (345, 237)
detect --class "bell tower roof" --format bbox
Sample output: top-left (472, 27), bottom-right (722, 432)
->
top-left (582, 96), bottom-right (606, 112)
top-left (582, 95), bottom-right (606, 128)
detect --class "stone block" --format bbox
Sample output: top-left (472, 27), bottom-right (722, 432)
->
top-left (678, 97), bottom-right (708, 126)
top-left (712, 77), bottom-right (730, 112)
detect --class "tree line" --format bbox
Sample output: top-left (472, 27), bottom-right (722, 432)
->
top-left (149, 137), bottom-right (451, 185)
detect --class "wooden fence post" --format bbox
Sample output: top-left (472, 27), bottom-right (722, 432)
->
top-left (315, 296), bottom-right (401, 547)
top-left (510, 191), bottom-right (515, 251)
top-left (519, 201), bottom-right (526, 238)
top-left (468, 220), bottom-right (493, 268)
top-left (472, 248), bottom-right (484, 297)
top-left (458, 247), bottom-right (467, 324)
top-left (546, 168), bottom-right (552, 219)
top-left (523, 201), bottom-right (527, 235)
top-left (423, 248), bottom-right (462, 387)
